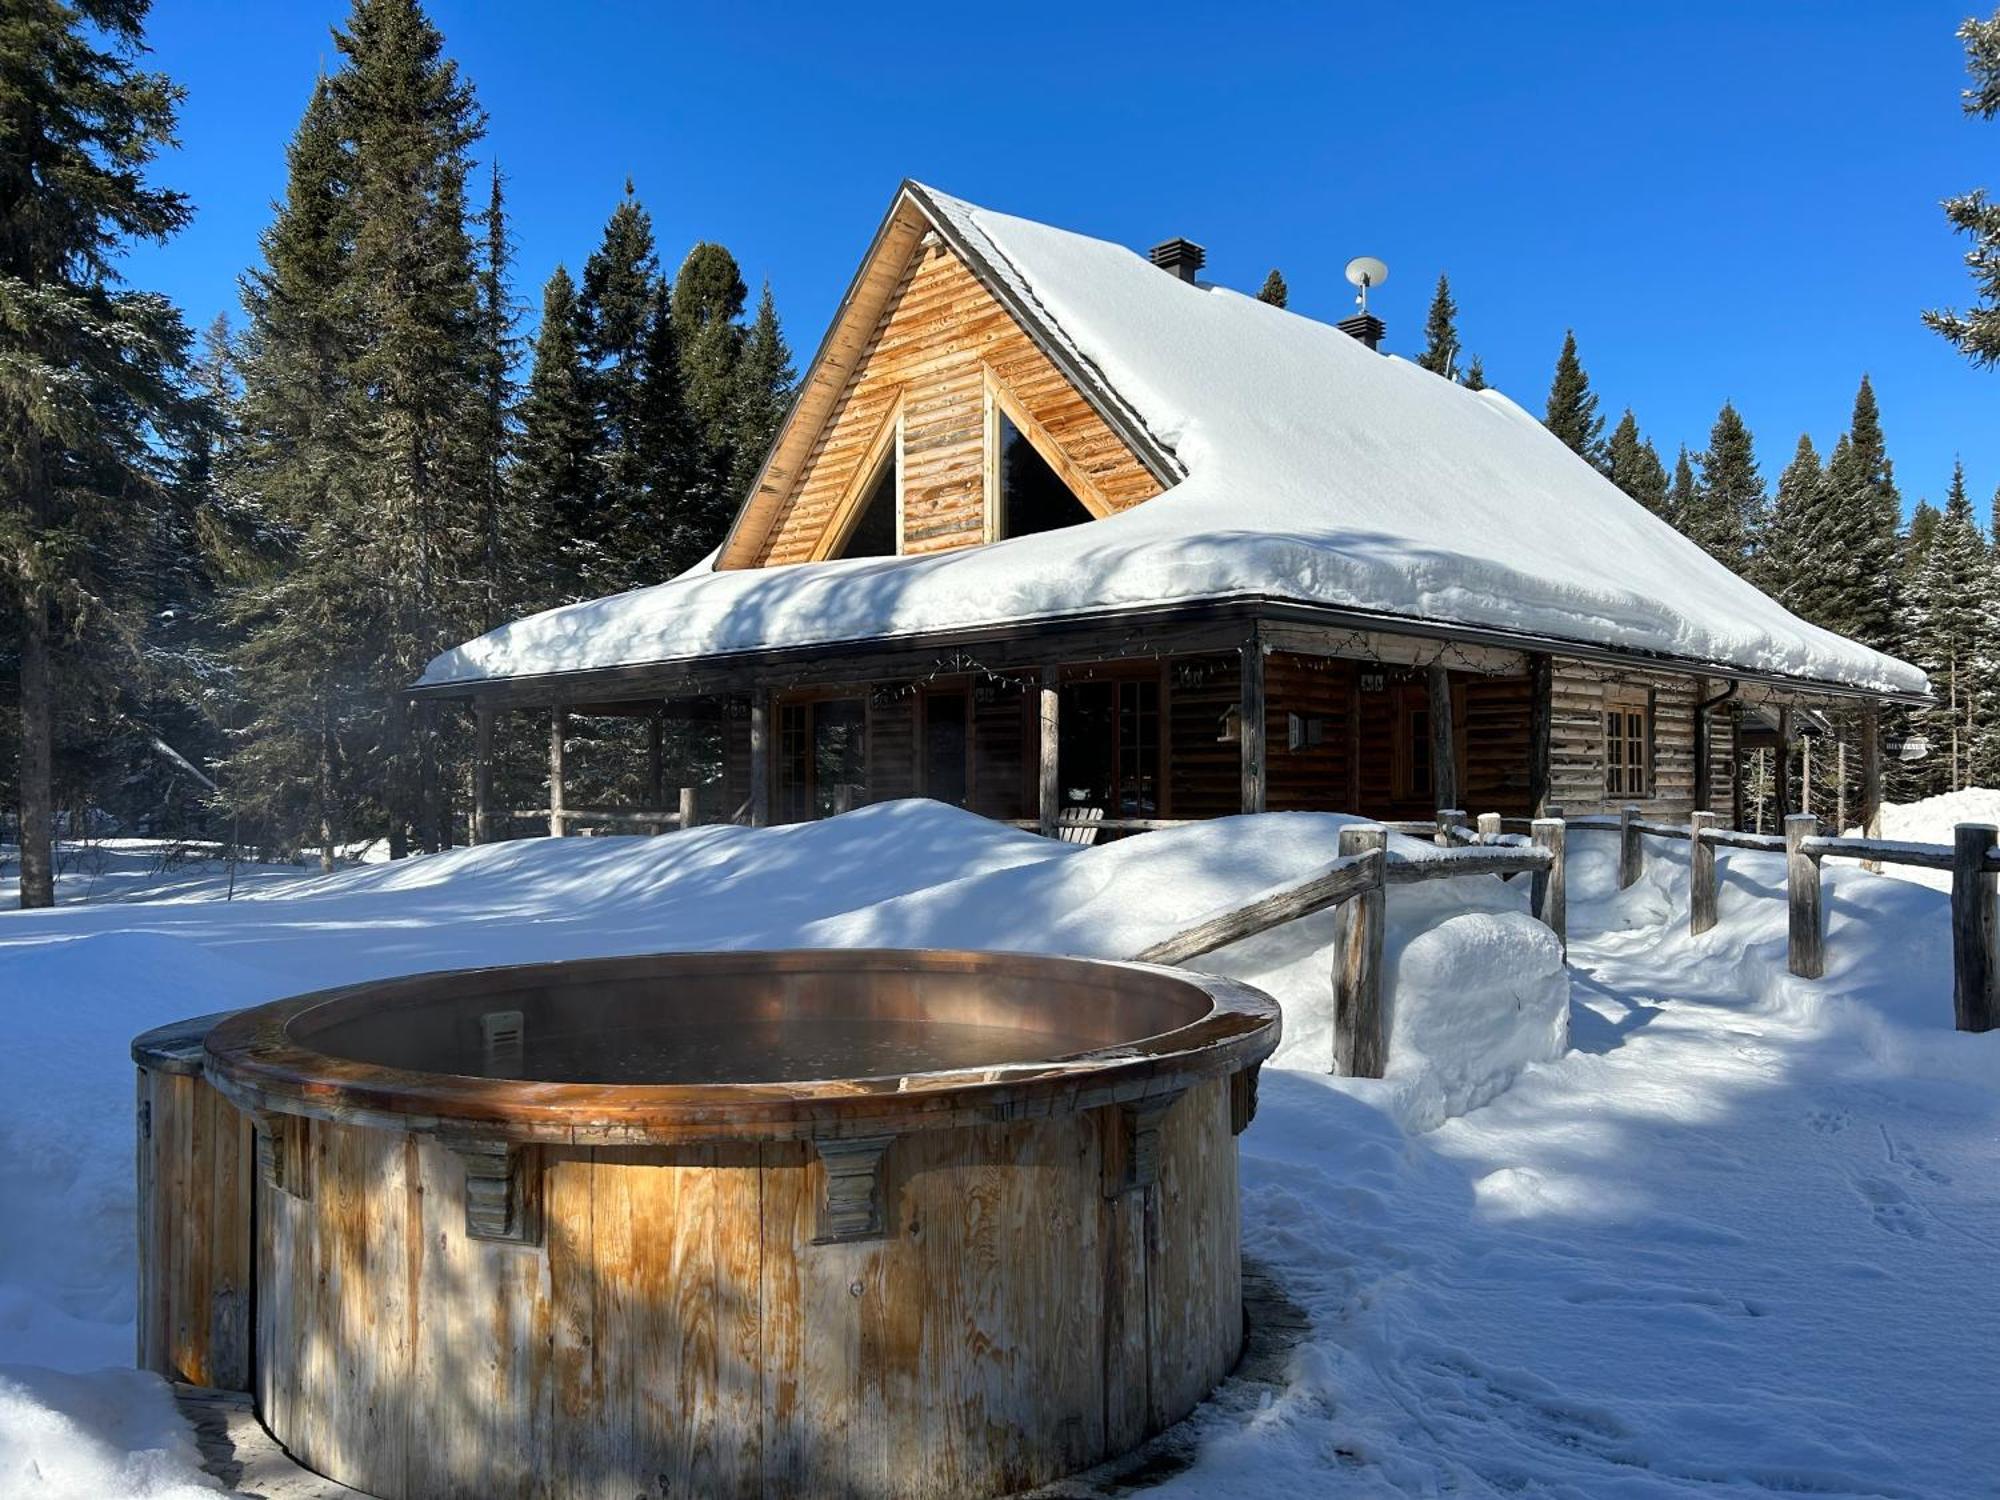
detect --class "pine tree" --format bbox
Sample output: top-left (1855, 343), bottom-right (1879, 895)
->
top-left (673, 241), bottom-right (749, 551)
top-left (225, 77), bottom-right (370, 869)
top-left (474, 162), bottom-right (519, 629)
top-left (331, 0), bottom-right (491, 857)
top-left (1666, 446), bottom-right (1697, 530)
top-left (1684, 402), bottom-right (1763, 571)
top-left (576, 183), bottom-right (661, 590)
top-left (1543, 330), bottom-right (1605, 467)
top-left (1461, 355), bottom-right (1487, 391)
top-left (1905, 498), bottom-right (1942, 575)
top-left (1256, 269), bottom-right (1288, 308)
top-left (1811, 376), bottom-right (1903, 652)
top-left (0, 0), bottom-right (195, 906)
top-left (1755, 434), bottom-right (1825, 606)
top-left (1604, 409), bottom-right (1669, 515)
top-left (725, 283), bottom-right (796, 536)
top-left (1415, 274), bottom-right (1459, 379)
top-left (514, 265), bottom-right (598, 600)
top-left (1923, 11), bottom-right (2000, 367)
top-left (1908, 462), bottom-right (1989, 790)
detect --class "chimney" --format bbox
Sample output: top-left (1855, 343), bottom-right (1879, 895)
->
top-left (1337, 312), bottom-right (1386, 351)
top-left (1148, 237), bottom-right (1206, 283)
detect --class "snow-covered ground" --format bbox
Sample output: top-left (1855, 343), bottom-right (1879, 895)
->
top-left (1, 802), bottom-right (1994, 1496)
top-left (1844, 786), bottom-right (2000, 891)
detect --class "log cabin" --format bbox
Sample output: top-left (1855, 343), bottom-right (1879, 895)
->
top-left (412, 182), bottom-right (1928, 840)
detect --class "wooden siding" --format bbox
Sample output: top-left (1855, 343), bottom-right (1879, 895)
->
top-left (866, 691), bottom-right (917, 804)
top-left (1168, 655), bottom-right (1243, 820)
top-left (1705, 701), bottom-right (1739, 820)
top-left (748, 238), bottom-right (1162, 567)
top-left (970, 679), bottom-right (1030, 821)
top-left (1264, 651), bottom-right (1354, 813)
top-left (1461, 673), bottom-right (1535, 817)
top-left (1548, 658), bottom-right (1705, 817)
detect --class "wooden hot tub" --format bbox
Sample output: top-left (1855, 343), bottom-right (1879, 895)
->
top-left (139, 949), bottom-right (1280, 1500)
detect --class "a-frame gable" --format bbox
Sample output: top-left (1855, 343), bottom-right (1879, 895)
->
top-left (717, 184), bottom-right (1180, 569)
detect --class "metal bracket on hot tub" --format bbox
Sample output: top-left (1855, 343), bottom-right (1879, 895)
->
top-left (452, 1140), bottom-right (542, 1246)
top-left (813, 1136), bottom-right (894, 1244)
top-left (1104, 1089), bottom-right (1186, 1198)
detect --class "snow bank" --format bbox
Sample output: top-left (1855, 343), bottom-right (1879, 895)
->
top-left (1843, 787), bottom-right (2000, 892)
top-left (422, 187), bottom-right (1922, 698)
top-left (0, 1367), bottom-right (219, 1499)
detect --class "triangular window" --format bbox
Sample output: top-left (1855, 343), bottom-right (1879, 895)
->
top-left (832, 444), bottom-right (899, 559)
top-left (997, 411), bottom-right (1095, 539)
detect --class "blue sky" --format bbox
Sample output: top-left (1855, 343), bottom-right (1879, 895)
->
top-left (127, 1), bottom-right (1996, 521)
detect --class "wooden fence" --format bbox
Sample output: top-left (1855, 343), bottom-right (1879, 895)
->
top-left (1595, 805), bottom-right (2000, 1033)
top-left (1135, 810), bottom-right (1567, 1080)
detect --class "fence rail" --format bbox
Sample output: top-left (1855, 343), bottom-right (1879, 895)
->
top-left (1135, 816), bottom-right (1567, 1080)
top-left (1609, 804), bottom-right (2000, 1032)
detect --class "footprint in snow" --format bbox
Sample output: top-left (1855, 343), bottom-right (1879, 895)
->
top-left (1881, 1128), bottom-right (1951, 1186)
top-left (1806, 1108), bottom-right (1852, 1136)
top-left (1853, 1175), bottom-right (1929, 1239)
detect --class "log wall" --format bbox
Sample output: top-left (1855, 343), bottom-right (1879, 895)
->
top-left (1548, 658), bottom-right (1705, 816)
top-left (1168, 655), bottom-right (1244, 819)
top-left (749, 240), bottom-right (1161, 566)
top-left (256, 1082), bottom-right (1240, 1500)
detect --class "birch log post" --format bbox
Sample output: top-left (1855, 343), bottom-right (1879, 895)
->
top-left (1436, 808), bottom-right (1466, 847)
top-left (1039, 667), bottom-right (1061, 838)
top-left (749, 690), bottom-right (770, 827)
top-left (1689, 810), bottom-right (1721, 936)
top-left (547, 708), bottom-right (567, 838)
top-left (471, 703), bottom-right (494, 846)
top-left (1333, 824), bottom-right (1388, 1079)
top-left (678, 785), bottom-right (698, 831)
top-left (1952, 823), bottom-right (1998, 1032)
top-left (1477, 812), bottom-right (1502, 843)
top-left (1785, 813), bottom-right (1823, 979)
top-left (1619, 804), bottom-right (1642, 889)
top-left (1530, 817), bottom-right (1566, 954)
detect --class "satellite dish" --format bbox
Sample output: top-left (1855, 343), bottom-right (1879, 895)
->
top-left (1344, 255), bottom-right (1389, 311)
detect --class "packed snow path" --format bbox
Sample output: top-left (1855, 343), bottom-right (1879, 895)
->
top-left (1170, 874), bottom-right (2000, 1497)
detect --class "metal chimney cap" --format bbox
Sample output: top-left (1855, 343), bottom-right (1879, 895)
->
top-left (1148, 238), bottom-right (1206, 282)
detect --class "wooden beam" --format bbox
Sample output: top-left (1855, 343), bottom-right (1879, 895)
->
top-left (1952, 823), bottom-right (1998, 1032)
top-left (547, 707), bottom-right (567, 838)
top-left (1038, 667), bottom-right (1060, 837)
top-left (648, 710), bottom-right (665, 808)
top-left (1135, 852), bottom-right (1381, 966)
top-left (472, 703), bottom-right (494, 846)
top-left (1775, 705), bottom-right (1794, 819)
top-left (1240, 640), bottom-right (1267, 815)
top-left (1427, 662), bottom-right (1458, 814)
top-left (1859, 701), bottom-right (1883, 840)
top-left (1785, 813), bottom-right (1823, 979)
top-left (749, 691), bottom-right (771, 827)
top-left (1333, 825), bottom-right (1388, 1078)
top-left (1689, 810), bottom-right (1720, 936)
top-left (1531, 817), bottom-right (1566, 953)
top-left (679, 784), bottom-right (699, 831)
top-left (1619, 804), bottom-right (1643, 888)
top-left (1528, 652), bottom-right (1552, 816)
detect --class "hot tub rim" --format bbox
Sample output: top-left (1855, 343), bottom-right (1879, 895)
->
top-left (200, 947), bottom-right (1281, 1146)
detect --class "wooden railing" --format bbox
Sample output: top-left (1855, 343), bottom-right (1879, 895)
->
top-left (503, 784), bottom-right (703, 837)
top-left (1603, 805), bottom-right (2000, 1032)
top-left (1135, 813), bottom-right (1567, 1080)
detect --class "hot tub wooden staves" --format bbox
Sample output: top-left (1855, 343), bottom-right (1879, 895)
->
top-left (146, 949), bottom-right (1281, 1500)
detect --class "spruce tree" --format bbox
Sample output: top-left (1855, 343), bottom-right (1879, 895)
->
top-left (1755, 434), bottom-right (1825, 607)
top-left (1415, 274), bottom-right (1459, 380)
top-left (1461, 355), bottom-right (1487, 391)
top-left (1604, 409), bottom-right (1669, 515)
top-left (1923, 11), bottom-right (2000, 367)
top-left (1543, 330), bottom-right (1605, 467)
top-left (1908, 462), bottom-right (1989, 790)
top-left (1905, 498), bottom-right (1942, 574)
top-left (1666, 446), bottom-right (1697, 530)
top-left (0, 0), bottom-right (194, 906)
top-left (225, 77), bottom-right (370, 869)
top-left (475, 163), bottom-right (519, 629)
top-left (673, 241), bottom-right (749, 551)
top-left (1813, 376), bottom-right (1902, 651)
top-left (1256, 269), bottom-right (1288, 308)
top-left (577, 183), bottom-right (661, 589)
top-left (331, 0), bottom-right (491, 857)
top-left (1684, 402), bottom-right (1763, 571)
top-left (515, 265), bottom-right (598, 600)
top-left (725, 283), bottom-right (796, 537)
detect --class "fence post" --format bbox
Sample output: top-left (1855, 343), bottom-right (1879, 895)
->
top-left (1477, 812), bottom-right (1502, 843)
top-left (1689, 811), bottom-right (1720, 936)
top-left (1333, 824), bottom-right (1388, 1079)
top-left (1619, 805), bottom-right (1642, 888)
top-left (1530, 817), bottom-right (1566, 956)
top-left (1785, 813), bottom-right (1823, 979)
top-left (1951, 823), bottom-right (1998, 1032)
top-left (1436, 808), bottom-right (1466, 847)
top-left (679, 785), bottom-right (698, 831)
top-left (548, 707), bottom-right (568, 838)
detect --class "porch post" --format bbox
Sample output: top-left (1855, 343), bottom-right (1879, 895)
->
top-left (1692, 676), bottom-right (1710, 814)
top-left (1775, 705), bottom-right (1794, 819)
top-left (1859, 701), bottom-right (1883, 840)
top-left (648, 708), bottom-right (665, 811)
top-left (1428, 661), bottom-right (1458, 814)
top-left (1038, 667), bottom-right (1061, 837)
top-left (548, 707), bottom-right (567, 838)
top-left (1528, 652), bottom-right (1553, 817)
top-left (472, 702), bottom-right (494, 845)
top-left (749, 689), bottom-right (771, 827)
top-left (1239, 638), bottom-right (1267, 815)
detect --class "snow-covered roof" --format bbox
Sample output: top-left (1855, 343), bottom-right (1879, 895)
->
top-left (420, 184), bottom-right (1926, 698)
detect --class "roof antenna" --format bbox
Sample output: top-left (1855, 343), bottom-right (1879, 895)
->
top-left (1339, 256), bottom-right (1390, 351)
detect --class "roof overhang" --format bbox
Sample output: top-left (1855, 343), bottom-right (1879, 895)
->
top-left (408, 593), bottom-right (1932, 710)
